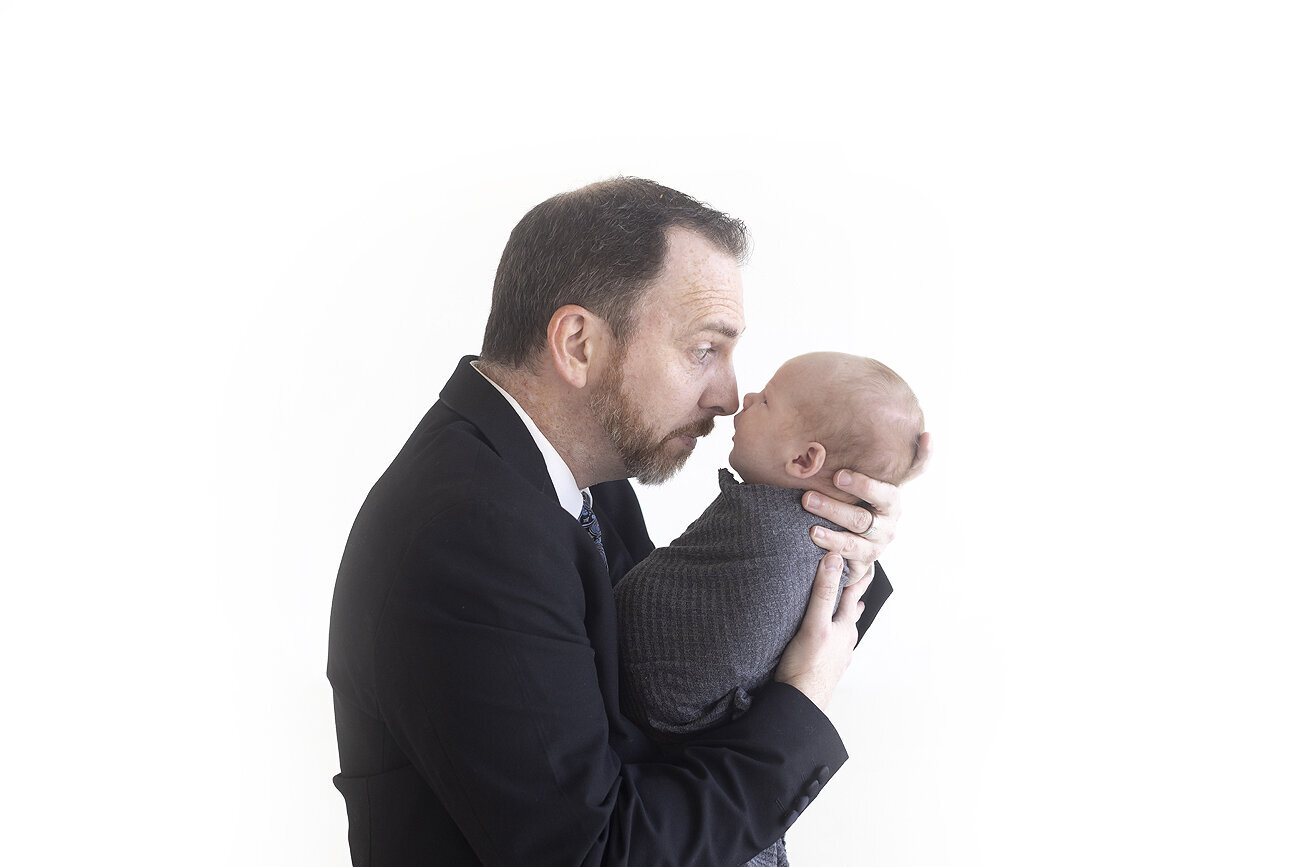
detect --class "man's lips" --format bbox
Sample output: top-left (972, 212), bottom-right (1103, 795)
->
top-left (668, 418), bottom-right (716, 444)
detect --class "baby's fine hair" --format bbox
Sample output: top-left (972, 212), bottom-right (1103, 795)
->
top-left (796, 353), bottom-right (925, 487)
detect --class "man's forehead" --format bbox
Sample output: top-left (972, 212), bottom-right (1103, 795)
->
top-left (672, 276), bottom-right (744, 322)
top-left (663, 293), bottom-right (745, 340)
top-left (653, 235), bottom-right (746, 335)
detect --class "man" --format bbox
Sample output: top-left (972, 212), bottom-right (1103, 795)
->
top-left (328, 178), bottom-right (924, 866)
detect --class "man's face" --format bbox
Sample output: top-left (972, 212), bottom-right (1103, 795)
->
top-left (589, 227), bottom-right (745, 484)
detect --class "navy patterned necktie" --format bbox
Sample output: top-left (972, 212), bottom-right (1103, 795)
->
top-left (578, 489), bottom-right (607, 566)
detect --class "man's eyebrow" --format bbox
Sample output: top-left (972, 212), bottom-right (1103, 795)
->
top-left (697, 320), bottom-right (744, 340)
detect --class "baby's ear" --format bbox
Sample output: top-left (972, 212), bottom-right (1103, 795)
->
top-left (786, 442), bottom-right (826, 480)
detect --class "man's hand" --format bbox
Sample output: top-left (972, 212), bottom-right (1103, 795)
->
top-left (774, 553), bottom-right (872, 711)
top-left (801, 432), bottom-right (931, 582)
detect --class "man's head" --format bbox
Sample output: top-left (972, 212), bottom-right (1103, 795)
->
top-left (481, 179), bottom-right (750, 487)
top-left (730, 352), bottom-right (925, 495)
top-left (481, 177), bottom-right (750, 370)
top-left (586, 226), bottom-right (747, 483)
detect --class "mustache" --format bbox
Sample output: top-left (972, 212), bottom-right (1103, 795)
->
top-left (666, 417), bottom-right (716, 441)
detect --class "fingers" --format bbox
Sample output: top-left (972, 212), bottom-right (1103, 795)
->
top-left (835, 469), bottom-right (900, 517)
top-left (834, 570), bottom-right (871, 624)
top-left (775, 551), bottom-right (862, 711)
top-left (802, 552), bottom-right (845, 626)
top-left (842, 556), bottom-right (874, 587)
top-left (802, 470), bottom-right (898, 528)
top-left (809, 523), bottom-right (889, 563)
top-left (803, 490), bottom-right (879, 536)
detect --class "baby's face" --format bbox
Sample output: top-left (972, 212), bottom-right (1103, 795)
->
top-left (729, 358), bottom-right (821, 487)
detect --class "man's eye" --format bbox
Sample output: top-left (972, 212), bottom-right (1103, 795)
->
top-left (693, 347), bottom-right (712, 362)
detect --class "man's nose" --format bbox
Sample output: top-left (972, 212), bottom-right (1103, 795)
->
top-left (703, 366), bottom-right (740, 416)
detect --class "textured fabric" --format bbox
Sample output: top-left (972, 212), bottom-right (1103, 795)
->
top-left (615, 469), bottom-right (854, 867)
top-left (616, 469), bottom-right (852, 737)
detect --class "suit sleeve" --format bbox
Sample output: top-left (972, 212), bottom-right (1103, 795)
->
top-left (373, 494), bottom-right (847, 867)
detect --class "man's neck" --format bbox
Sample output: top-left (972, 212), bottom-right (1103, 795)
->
top-left (477, 359), bottom-right (618, 490)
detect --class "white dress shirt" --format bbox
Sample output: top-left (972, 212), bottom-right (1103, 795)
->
top-left (471, 361), bottom-right (587, 520)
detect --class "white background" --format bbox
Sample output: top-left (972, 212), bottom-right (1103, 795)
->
top-left (3, 2), bottom-right (1297, 864)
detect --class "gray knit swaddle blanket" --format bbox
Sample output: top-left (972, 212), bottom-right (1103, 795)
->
top-left (615, 469), bottom-right (851, 867)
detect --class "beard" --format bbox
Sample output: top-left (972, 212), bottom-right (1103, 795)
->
top-left (589, 349), bottom-right (715, 485)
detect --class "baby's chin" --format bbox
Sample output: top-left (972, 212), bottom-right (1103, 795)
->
top-left (726, 450), bottom-right (758, 485)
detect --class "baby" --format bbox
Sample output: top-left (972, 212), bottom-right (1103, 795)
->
top-left (614, 351), bottom-right (924, 867)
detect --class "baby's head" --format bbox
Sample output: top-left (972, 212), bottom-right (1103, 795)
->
top-left (729, 352), bottom-right (924, 500)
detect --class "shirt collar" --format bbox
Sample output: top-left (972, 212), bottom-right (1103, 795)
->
top-left (471, 361), bottom-right (586, 520)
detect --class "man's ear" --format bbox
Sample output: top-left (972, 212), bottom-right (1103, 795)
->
top-left (785, 442), bottom-right (826, 480)
top-left (547, 305), bottom-right (606, 388)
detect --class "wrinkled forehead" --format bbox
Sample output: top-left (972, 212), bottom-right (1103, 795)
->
top-left (637, 228), bottom-right (745, 337)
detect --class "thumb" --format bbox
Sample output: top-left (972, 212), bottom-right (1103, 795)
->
top-left (803, 552), bottom-right (844, 625)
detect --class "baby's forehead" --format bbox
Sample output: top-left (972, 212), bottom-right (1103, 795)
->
top-left (775, 361), bottom-right (853, 419)
top-left (777, 354), bottom-right (901, 417)
top-left (776, 353), bottom-right (839, 381)
top-left (776, 352), bottom-right (854, 389)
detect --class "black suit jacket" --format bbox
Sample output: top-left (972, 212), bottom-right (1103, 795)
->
top-left (327, 356), bottom-right (888, 866)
